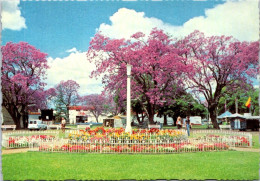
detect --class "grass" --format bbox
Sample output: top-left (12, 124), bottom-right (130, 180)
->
top-left (2, 151), bottom-right (259, 180)
top-left (65, 125), bottom-right (77, 128)
top-left (191, 124), bottom-right (209, 129)
top-left (163, 124), bottom-right (210, 129)
top-left (252, 133), bottom-right (259, 149)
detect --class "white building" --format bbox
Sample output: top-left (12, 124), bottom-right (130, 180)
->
top-left (68, 106), bottom-right (107, 124)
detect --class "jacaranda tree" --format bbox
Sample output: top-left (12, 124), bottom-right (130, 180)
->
top-left (176, 30), bottom-right (259, 128)
top-left (1, 42), bottom-right (49, 128)
top-left (87, 28), bottom-right (192, 124)
top-left (54, 80), bottom-right (80, 121)
top-left (79, 94), bottom-right (110, 122)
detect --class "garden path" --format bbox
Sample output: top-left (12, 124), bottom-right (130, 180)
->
top-left (2, 148), bottom-right (30, 155)
top-left (230, 147), bottom-right (260, 152)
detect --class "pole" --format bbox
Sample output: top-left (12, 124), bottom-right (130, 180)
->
top-left (225, 99), bottom-right (227, 112)
top-left (125, 64), bottom-right (132, 133)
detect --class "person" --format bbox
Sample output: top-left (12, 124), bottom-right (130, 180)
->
top-left (185, 116), bottom-right (191, 136)
top-left (61, 117), bottom-right (66, 133)
top-left (176, 116), bottom-right (182, 129)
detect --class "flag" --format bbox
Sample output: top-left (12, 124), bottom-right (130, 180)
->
top-left (245, 97), bottom-right (251, 108)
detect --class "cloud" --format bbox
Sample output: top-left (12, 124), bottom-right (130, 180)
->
top-left (66, 47), bottom-right (78, 53)
top-left (98, 0), bottom-right (258, 41)
top-left (98, 8), bottom-right (172, 40)
top-left (1, 0), bottom-right (26, 31)
top-left (46, 49), bottom-right (103, 95)
top-left (177, 0), bottom-right (258, 41)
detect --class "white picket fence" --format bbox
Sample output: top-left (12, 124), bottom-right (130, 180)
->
top-left (191, 130), bottom-right (252, 147)
top-left (2, 129), bottom-right (252, 153)
top-left (29, 137), bottom-right (231, 154)
top-left (2, 130), bottom-right (59, 149)
top-left (29, 130), bottom-right (252, 154)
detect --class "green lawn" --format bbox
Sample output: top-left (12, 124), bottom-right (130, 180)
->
top-left (65, 124), bottom-right (77, 129)
top-left (252, 133), bottom-right (259, 149)
top-left (2, 151), bottom-right (259, 180)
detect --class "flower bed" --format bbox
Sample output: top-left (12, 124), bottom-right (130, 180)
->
top-left (4, 127), bottom-right (251, 154)
top-left (68, 127), bottom-right (187, 143)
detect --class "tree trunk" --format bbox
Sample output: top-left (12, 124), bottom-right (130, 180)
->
top-left (95, 116), bottom-right (99, 123)
top-left (170, 117), bottom-right (176, 126)
top-left (22, 114), bottom-right (28, 129)
top-left (21, 105), bottom-right (28, 129)
top-left (148, 114), bottom-right (155, 124)
top-left (163, 114), bottom-right (167, 125)
top-left (4, 104), bottom-right (22, 129)
top-left (66, 106), bottom-right (70, 123)
top-left (209, 106), bottom-right (219, 129)
top-left (10, 110), bottom-right (21, 129)
top-left (147, 103), bottom-right (155, 124)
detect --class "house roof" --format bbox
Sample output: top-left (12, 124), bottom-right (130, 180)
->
top-left (244, 115), bottom-right (260, 120)
top-left (217, 111), bottom-right (232, 119)
top-left (28, 112), bottom-right (41, 115)
top-left (227, 113), bottom-right (245, 118)
top-left (68, 106), bottom-right (94, 111)
top-left (113, 115), bottom-right (121, 119)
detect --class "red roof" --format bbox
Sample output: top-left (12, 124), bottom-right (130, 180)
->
top-left (28, 112), bottom-right (41, 115)
top-left (68, 106), bottom-right (94, 111)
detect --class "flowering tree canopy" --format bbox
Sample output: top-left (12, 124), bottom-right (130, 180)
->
top-left (79, 94), bottom-right (110, 122)
top-left (87, 29), bottom-right (192, 124)
top-left (1, 42), bottom-right (49, 128)
top-left (54, 80), bottom-right (80, 121)
top-left (176, 30), bottom-right (259, 128)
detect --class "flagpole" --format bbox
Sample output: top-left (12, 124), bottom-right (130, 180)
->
top-left (225, 100), bottom-right (227, 112)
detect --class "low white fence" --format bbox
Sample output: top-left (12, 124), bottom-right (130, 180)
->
top-left (29, 138), bottom-right (231, 154)
top-left (2, 129), bottom-right (252, 152)
top-left (3, 130), bottom-right (60, 136)
top-left (191, 130), bottom-right (252, 147)
top-left (2, 130), bottom-right (59, 149)
top-left (30, 130), bottom-right (252, 154)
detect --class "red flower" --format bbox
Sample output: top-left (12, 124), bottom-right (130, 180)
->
top-left (8, 138), bottom-right (15, 145)
top-left (148, 128), bottom-right (159, 134)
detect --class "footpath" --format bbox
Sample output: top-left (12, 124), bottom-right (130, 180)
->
top-left (230, 147), bottom-right (260, 152)
top-left (2, 148), bottom-right (30, 155)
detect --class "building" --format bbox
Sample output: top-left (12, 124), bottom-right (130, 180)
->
top-left (228, 113), bottom-right (260, 131)
top-left (28, 111), bottom-right (41, 120)
top-left (103, 115), bottom-right (126, 128)
top-left (68, 106), bottom-right (107, 124)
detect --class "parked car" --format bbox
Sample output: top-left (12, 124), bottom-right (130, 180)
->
top-left (28, 120), bottom-right (47, 130)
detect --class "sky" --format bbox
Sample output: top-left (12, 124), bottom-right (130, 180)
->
top-left (1, 0), bottom-right (259, 96)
